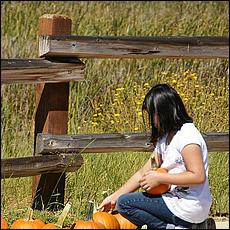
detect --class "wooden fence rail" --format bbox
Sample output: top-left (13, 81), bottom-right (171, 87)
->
top-left (36, 132), bottom-right (229, 155)
top-left (1, 57), bottom-right (85, 84)
top-left (1, 154), bottom-right (83, 179)
top-left (39, 35), bottom-right (229, 59)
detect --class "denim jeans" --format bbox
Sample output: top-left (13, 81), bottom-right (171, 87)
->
top-left (116, 192), bottom-right (193, 229)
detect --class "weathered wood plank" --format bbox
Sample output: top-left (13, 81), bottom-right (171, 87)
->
top-left (39, 35), bottom-right (229, 59)
top-left (1, 154), bottom-right (83, 179)
top-left (36, 132), bottom-right (229, 154)
top-left (1, 57), bottom-right (85, 84)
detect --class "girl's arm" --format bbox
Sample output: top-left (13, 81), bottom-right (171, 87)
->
top-left (98, 156), bottom-right (152, 211)
top-left (140, 144), bottom-right (206, 190)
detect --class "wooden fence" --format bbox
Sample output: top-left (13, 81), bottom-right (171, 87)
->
top-left (1, 14), bottom-right (229, 211)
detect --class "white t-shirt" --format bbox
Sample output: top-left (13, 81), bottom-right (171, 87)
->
top-left (154, 123), bottom-right (212, 223)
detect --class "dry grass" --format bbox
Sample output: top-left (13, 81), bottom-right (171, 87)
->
top-left (1, 1), bottom-right (229, 225)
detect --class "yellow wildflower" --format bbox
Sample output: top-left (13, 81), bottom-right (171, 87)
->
top-left (137, 111), bottom-right (143, 116)
top-left (114, 114), bottom-right (120, 117)
top-left (116, 87), bottom-right (125, 91)
top-left (91, 122), bottom-right (98, 126)
top-left (172, 79), bottom-right (177, 84)
top-left (134, 127), bottom-right (139, 131)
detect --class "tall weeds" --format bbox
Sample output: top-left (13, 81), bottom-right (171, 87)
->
top-left (1, 1), bottom-right (229, 224)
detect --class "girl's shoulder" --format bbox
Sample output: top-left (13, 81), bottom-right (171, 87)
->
top-left (178, 123), bottom-right (201, 137)
top-left (174, 123), bottom-right (205, 152)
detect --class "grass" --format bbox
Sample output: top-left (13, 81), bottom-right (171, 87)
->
top-left (1, 1), bottom-right (229, 226)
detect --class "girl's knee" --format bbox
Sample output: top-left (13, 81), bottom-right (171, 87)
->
top-left (116, 193), bottom-right (129, 211)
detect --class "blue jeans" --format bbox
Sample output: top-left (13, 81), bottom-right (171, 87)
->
top-left (116, 192), bottom-right (193, 229)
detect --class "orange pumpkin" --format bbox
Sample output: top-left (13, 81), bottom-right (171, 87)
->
top-left (10, 218), bottom-right (45, 229)
top-left (42, 223), bottom-right (58, 229)
top-left (42, 223), bottom-right (70, 229)
top-left (113, 213), bottom-right (136, 229)
top-left (146, 168), bottom-right (170, 195)
top-left (73, 220), bottom-right (106, 229)
top-left (93, 211), bottom-right (120, 229)
top-left (10, 208), bottom-right (45, 229)
top-left (1, 216), bottom-right (8, 229)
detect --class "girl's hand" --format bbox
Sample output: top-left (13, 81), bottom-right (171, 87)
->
top-left (98, 195), bottom-right (116, 212)
top-left (139, 170), bottom-right (161, 191)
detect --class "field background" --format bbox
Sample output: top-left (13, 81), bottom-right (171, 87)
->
top-left (1, 1), bottom-right (229, 227)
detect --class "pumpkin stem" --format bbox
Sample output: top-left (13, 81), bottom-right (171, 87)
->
top-left (93, 201), bottom-right (99, 213)
top-left (28, 207), bottom-right (34, 221)
top-left (86, 200), bottom-right (94, 221)
top-left (55, 202), bottom-right (71, 228)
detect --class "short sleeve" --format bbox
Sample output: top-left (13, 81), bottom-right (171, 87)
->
top-left (177, 124), bottom-right (202, 153)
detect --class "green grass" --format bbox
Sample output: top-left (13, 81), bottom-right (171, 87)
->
top-left (1, 1), bottom-right (229, 226)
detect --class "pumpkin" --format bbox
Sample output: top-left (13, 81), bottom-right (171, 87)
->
top-left (42, 223), bottom-right (58, 229)
top-left (10, 218), bottom-right (45, 229)
top-left (10, 208), bottom-right (45, 229)
top-left (113, 213), bottom-right (136, 229)
top-left (73, 201), bottom-right (106, 229)
top-left (1, 216), bottom-right (8, 229)
top-left (42, 223), bottom-right (71, 229)
top-left (146, 168), bottom-right (170, 195)
top-left (93, 211), bottom-right (120, 229)
top-left (73, 220), bottom-right (106, 229)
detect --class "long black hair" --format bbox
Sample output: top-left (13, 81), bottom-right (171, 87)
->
top-left (142, 83), bottom-right (193, 145)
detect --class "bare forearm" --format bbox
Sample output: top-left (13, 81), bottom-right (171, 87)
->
top-left (158, 171), bottom-right (206, 186)
top-left (113, 158), bottom-right (152, 198)
top-left (112, 172), bottom-right (141, 198)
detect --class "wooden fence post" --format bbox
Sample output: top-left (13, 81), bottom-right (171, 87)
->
top-left (32, 14), bottom-right (72, 211)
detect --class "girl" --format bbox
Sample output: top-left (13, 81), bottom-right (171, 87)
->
top-left (99, 83), bottom-right (215, 229)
